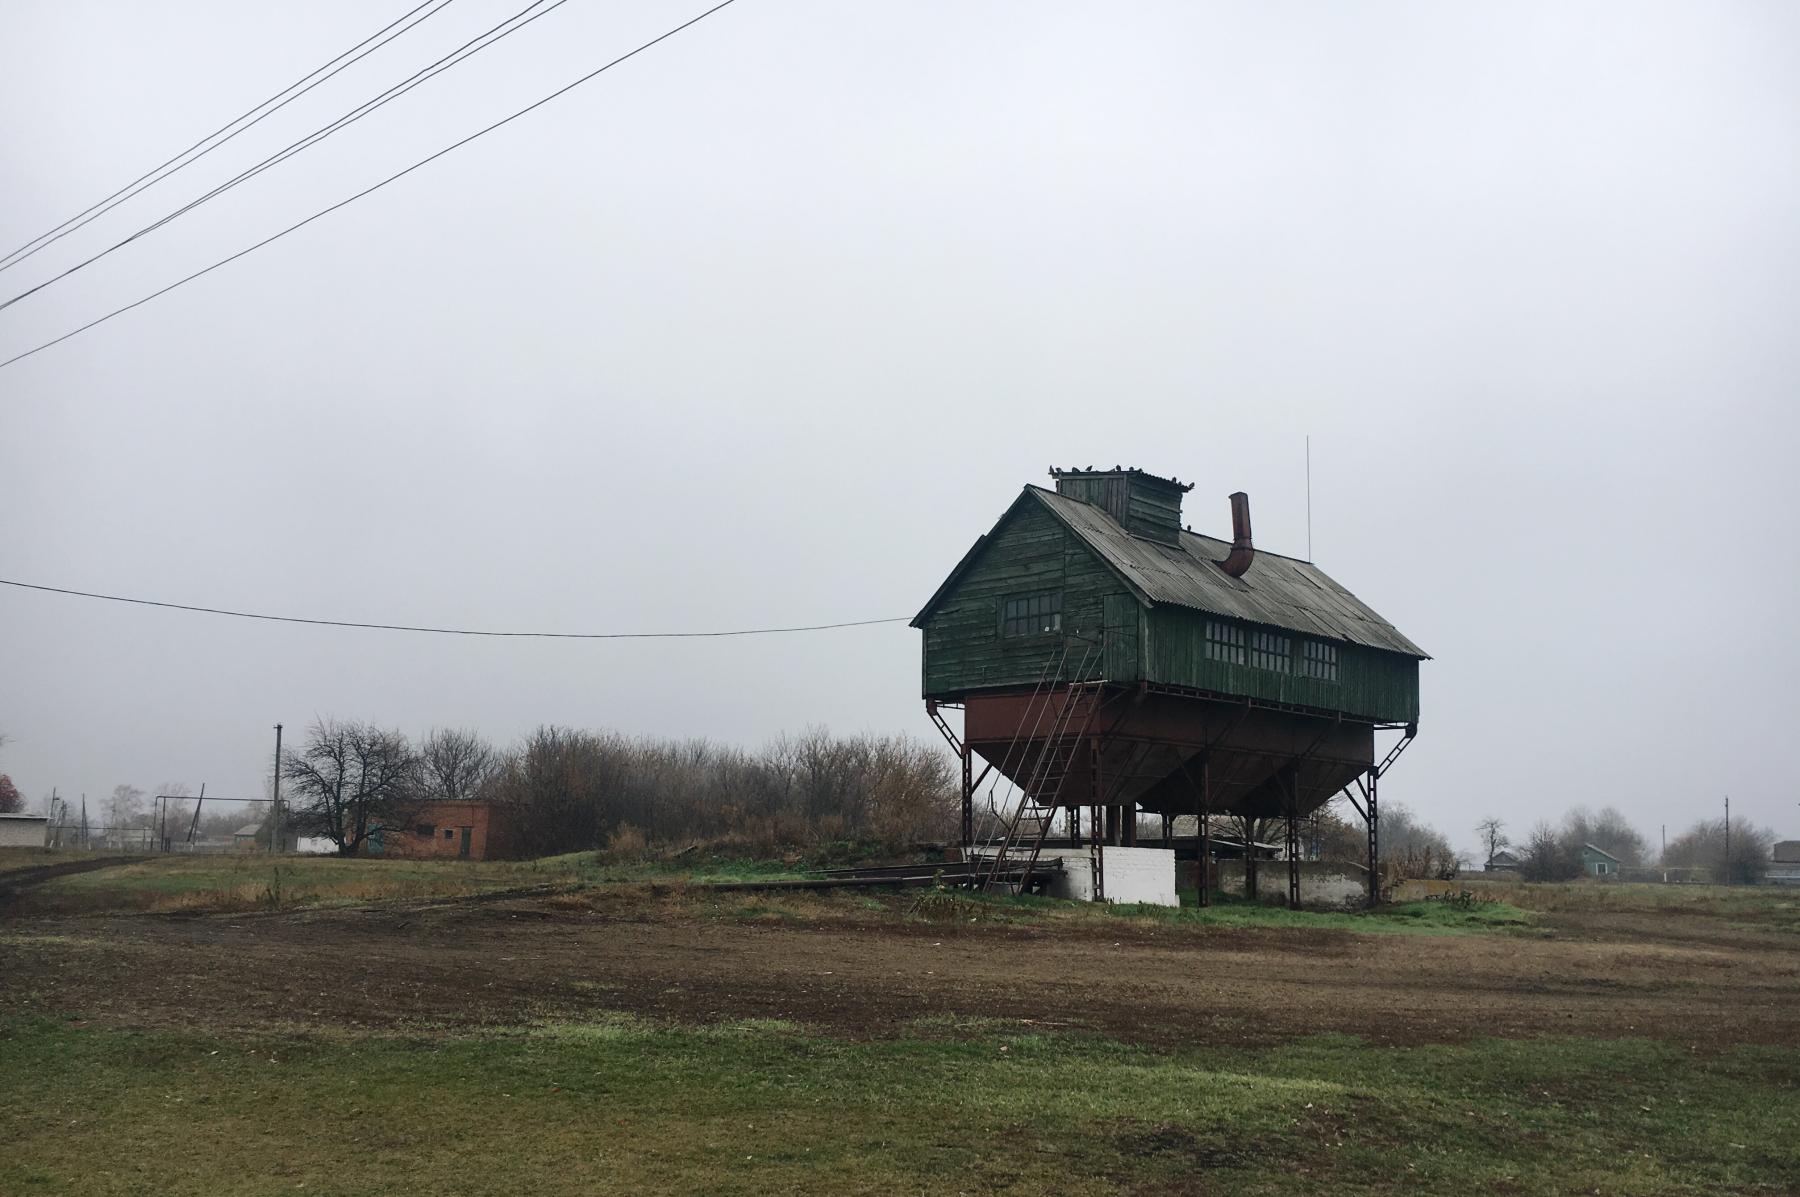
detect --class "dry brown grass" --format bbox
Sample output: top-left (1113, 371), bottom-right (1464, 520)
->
top-left (1397, 875), bottom-right (1800, 921)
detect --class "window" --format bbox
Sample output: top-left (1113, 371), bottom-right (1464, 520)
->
top-left (1204, 620), bottom-right (1246, 665)
top-left (1300, 640), bottom-right (1339, 682)
top-left (444, 829), bottom-right (455, 840)
top-left (416, 823), bottom-right (436, 837)
top-left (1001, 591), bottom-right (1062, 636)
top-left (1249, 630), bottom-right (1291, 673)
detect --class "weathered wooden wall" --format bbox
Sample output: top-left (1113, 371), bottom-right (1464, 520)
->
top-left (920, 497), bottom-right (1419, 725)
top-left (921, 502), bottom-right (1119, 695)
top-left (1142, 607), bottom-right (1420, 723)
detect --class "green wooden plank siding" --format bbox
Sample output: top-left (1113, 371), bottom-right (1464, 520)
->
top-left (920, 498), bottom-right (1420, 724)
top-left (1051, 474), bottom-right (1182, 544)
top-left (1102, 593), bottom-right (1143, 680)
top-left (1143, 606), bottom-right (1419, 723)
top-left (921, 503), bottom-right (1124, 694)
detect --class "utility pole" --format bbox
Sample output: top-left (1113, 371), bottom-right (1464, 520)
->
top-left (271, 724), bottom-right (283, 854)
top-left (186, 782), bottom-right (206, 844)
top-left (1723, 795), bottom-right (1731, 887)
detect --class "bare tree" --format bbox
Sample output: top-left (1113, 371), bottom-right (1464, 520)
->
top-left (1664, 818), bottom-right (1775, 884)
top-left (105, 784), bottom-right (145, 831)
top-left (1520, 819), bottom-right (1579, 881)
top-left (1558, 806), bottom-right (1648, 866)
top-left (1229, 814), bottom-right (1272, 897)
top-left (280, 720), bottom-right (420, 856)
top-left (418, 728), bottom-right (499, 804)
top-left (1475, 816), bottom-right (1507, 866)
top-left (1379, 804), bottom-right (1458, 880)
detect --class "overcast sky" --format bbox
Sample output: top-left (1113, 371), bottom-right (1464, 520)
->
top-left (3, 0), bottom-right (1796, 852)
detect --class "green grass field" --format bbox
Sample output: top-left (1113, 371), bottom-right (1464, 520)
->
top-left (7, 849), bottom-right (1538, 936)
top-left (2, 1016), bottom-right (1793, 1196)
top-left (4, 851), bottom-right (1799, 1194)
top-left (0, 848), bottom-right (808, 914)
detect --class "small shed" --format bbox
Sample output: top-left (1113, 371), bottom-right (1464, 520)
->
top-left (0, 813), bottom-right (49, 849)
top-left (1485, 848), bottom-right (1522, 872)
top-left (232, 823), bottom-right (264, 851)
top-left (374, 801), bottom-right (511, 861)
top-left (1580, 842), bottom-right (1621, 877)
top-left (1768, 841), bottom-right (1800, 886)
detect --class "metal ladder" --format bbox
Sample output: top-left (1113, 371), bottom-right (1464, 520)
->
top-left (976, 679), bottom-right (1104, 894)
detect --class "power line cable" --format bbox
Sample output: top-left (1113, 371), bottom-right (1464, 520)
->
top-left (0, 0), bottom-right (741, 371)
top-left (0, 0), bottom-right (459, 277)
top-left (0, 579), bottom-right (907, 639)
top-left (1, 0), bottom-right (574, 313)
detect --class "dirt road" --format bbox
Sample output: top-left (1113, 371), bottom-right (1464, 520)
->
top-left (3, 889), bottom-right (1795, 1049)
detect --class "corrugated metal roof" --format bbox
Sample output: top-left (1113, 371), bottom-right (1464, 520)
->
top-left (1030, 487), bottom-right (1429, 658)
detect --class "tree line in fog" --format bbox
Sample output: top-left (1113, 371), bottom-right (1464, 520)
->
top-left (274, 719), bottom-right (960, 857)
top-left (1475, 805), bottom-right (1779, 884)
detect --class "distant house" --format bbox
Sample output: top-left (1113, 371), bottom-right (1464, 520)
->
top-left (0, 813), bottom-right (49, 850)
top-left (1769, 841), bottom-right (1800, 887)
top-left (1484, 848), bottom-right (1522, 872)
top-left (1581, 842), bottom-right (1621, 877)
top-left (368, 801), bottom-right (511, 861)
top-left (232, 823), bottom-right (265, 851)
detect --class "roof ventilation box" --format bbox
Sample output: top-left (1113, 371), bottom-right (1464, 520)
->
top-left (1048, 466), bottom-right (1193, 546)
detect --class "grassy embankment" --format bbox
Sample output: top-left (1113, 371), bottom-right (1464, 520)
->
top-left (0, 848), bottom-right (804, 914)
top-left (20, 845), bottom-right (1798, 937)
top-left (6, 847), bottom-right (1537, 935)
top-left (1, 1014), bottom-right (1794, 1196)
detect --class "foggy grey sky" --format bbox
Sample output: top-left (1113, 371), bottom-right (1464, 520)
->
top-left (4, 0), bottom-right (1797, 852)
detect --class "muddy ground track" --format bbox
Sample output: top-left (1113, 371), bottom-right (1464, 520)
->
top-left (2, 889), bottom-right (1796, 1051)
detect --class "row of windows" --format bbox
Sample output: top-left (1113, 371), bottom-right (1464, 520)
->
top-left (1001, 590), bottom-right (1063, 637)
top-left (998, 597), bottom-right (1340, 683)
top-left (1206, 619), bottom-right (1340, 682)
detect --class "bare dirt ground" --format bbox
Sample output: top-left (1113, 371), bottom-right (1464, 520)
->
top-left (4, 888), bottom-right (1797, 1050)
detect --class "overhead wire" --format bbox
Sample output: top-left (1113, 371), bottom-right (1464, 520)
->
top-left (0, 579), bottom-right (908, 639)
top-left (0, 0), bottom-right (460, 277)
top-left (0, 0), bottom-right (577, 313)
top-left (0, 0), bottom-right (742, 371)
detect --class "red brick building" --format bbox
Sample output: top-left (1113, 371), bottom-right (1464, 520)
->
top-left (375, 802), bottom-right (510, 860)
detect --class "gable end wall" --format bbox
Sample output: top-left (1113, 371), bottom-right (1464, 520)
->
top-left (921, 502), bottom-right (1137, 696)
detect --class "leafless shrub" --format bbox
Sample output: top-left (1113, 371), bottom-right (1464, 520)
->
top-left (1663, 817), bottom-right (1776, 884)
top-left (485, 725), bottom-right (957, 858)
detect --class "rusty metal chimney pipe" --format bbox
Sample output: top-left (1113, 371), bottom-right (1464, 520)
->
top-left (1219, 491), bottom-right (1254, 577)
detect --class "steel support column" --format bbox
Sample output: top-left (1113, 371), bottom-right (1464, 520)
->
top-left (1197, 756), bottom-right (1212, 907)
top-left (1366, 766), bottom-right (1380, 908)
top-left (960, 745), bottom-right (973, 852)
top-left (1089, 738), bottom-right (1105, 901)
top-left (1286, 771), bottom-right (1302, 910)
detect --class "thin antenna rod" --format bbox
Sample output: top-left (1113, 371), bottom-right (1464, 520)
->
top-left (1306, 435), bottom-right (1313, 562)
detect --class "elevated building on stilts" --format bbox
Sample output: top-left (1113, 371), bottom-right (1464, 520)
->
top-left (912, 466), bottom-right (1427, 908)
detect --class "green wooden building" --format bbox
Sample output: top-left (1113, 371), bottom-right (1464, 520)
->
top-left (913, 467), bottom-right (1427, 906)
top-left (1580, 843), bottom-right (1621, 877)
